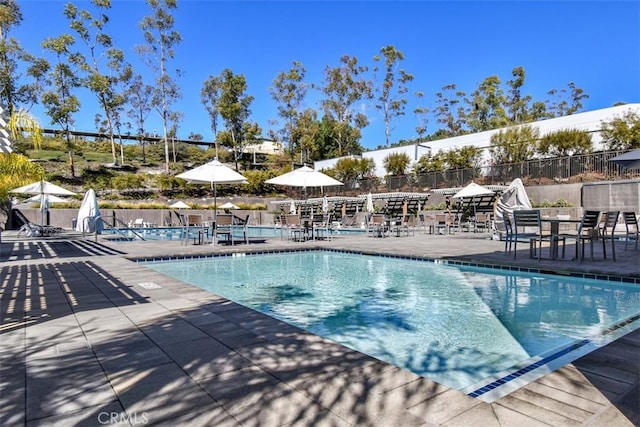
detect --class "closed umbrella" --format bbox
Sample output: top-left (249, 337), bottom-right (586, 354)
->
top-left (365, 192), bottom-right (374, 213)
top-left (76, 189), bottom-right (102, 233)
top-left (322, 195), bottom-right (329, 214)
top-left (289, 200), bottom-right (296, 214)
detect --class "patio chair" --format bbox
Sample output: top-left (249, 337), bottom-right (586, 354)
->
top-left (185, 214), bottom-right (207, 244)
top-left (313, 213), bottom-right (333, 241)
top-left (474, 213), bottom-right (490, 233)
top-left (512, 210), bottom-right (559, 260)
top-left (284, 214), bottom-right (304, 241)
top-left (367, 214), bottom-right (387, 238)
top-left (622, 211), bottom-right (639, 251)
top-left (502, 212), bottom-right (515, 255)
top-left (574, 210), bottom-right (601, 262)
top-left (433, 214), bottom-right (450, 235)
top-left (600, 211), bottom-right (619, 261)
top-left (213, 214), bottom-right (235, 245)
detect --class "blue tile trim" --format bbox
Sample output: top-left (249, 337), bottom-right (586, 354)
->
top-left (467, 339), bottom-right (591, 398)
top-left (467, 312), bottom-right (640, 398)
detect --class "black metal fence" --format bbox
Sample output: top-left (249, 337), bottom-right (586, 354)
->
top-left (322, 150), bottom-right (639, 196)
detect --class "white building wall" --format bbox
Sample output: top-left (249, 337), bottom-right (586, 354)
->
top-left (315, 104), bottom-right (640, 177)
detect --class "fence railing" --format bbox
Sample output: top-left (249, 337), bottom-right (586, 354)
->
top-left (311, 150), bottom-right (639, 197)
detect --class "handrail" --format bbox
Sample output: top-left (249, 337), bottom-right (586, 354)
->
top-left (86, 215), bottom-right (146, 241)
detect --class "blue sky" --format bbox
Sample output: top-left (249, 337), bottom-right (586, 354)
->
top-left (15, 0), bottom-right (640, 150)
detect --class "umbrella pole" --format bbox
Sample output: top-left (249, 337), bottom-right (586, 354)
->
top-left (212, 181), bottom-right (217, 245)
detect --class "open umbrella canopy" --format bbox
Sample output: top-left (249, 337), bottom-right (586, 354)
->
top-left (169, 201), bottom-right (191, 209)
top-left (10, 180), bottom-right (77, 227)
top-left (452, 182), bottom-right (494, 199)
top-left (176, 159), bottom-right (247, 186)
top-left (609, 149), bottom-right (640, 170)
top-left (10, 180), bottom-right (77, 197)
top-left (219, 202), bottom-right (240, 210)
top-left (26, 194), bottom-right (68, 204)
top-left (265, 166), bottom-right (343, 188)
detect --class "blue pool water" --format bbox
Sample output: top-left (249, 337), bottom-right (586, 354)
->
top-left (143, 251), bottom-right (640, 401)
top-left (104, 225), bottom-right (365, 241)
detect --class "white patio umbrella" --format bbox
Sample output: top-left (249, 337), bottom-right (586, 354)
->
top-left (289, 200), bottom-right (297, 214)
top-left (10, 180), bottom-right (77, 228)
top-left (265, 165), bottom-right (343, 199)
top-left (452, 182), bottom-right (495, 217)
top-left (176, 159), bottom-right (247, 220)
top-left (169, 200), bottom-right (191, 209)
top-left (26, 194), bottom-right (67, 204)
top-left (452, 182), bottom-right (494, 199)
top-left (219, 202), bottom-right (240, 210)
top-left (75, 189), bottom-right (102, 233)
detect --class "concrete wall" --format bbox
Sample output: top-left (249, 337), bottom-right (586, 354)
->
top-left (525, 183), bottom-right (583, 207)
top-left (9, 180), bottom-right (639, 230)
top-left (582, 179), bottom-right (640, 212)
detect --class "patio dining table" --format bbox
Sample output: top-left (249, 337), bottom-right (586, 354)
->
top-left (541, 217), bottom-right (582, 259)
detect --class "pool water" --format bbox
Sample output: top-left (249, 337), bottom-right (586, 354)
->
top-left (143, 251), bottom-right (640, 401)
top-left (103, 225), bottom-right (365, 241)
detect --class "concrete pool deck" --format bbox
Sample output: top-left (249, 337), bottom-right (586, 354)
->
top-left (0, 230), bottom-right (638, 426)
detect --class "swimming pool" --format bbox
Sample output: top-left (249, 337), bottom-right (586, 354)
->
top-left (142, 250), bottom-right (640, 401)
top-left (103, 225), bottom-right (366, 241)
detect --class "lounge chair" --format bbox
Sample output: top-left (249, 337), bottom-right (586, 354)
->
top-left (14, 209), bottom-right (63, 237)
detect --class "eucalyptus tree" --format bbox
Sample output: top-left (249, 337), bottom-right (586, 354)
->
top-left (370, 45), bottom-right (414, 147)
top-left (216, 68), bottom-right (261, 171)
top-left (465, 75), bottom-right (509, 132)
top-left (290, 107), bottom-right (319, 162)
top-left (270, 61), bottom-right (311, 163)
top-left (167, 110), bottom-right (182, 163)
top-left (320, 55), bottom-right (369, 156)
top-left (137, 0), bottom-right (182, 173)
top-left (414, 91), bottom-right (429, 142)
top-left (126, 74), bottom-right (153, 163)
top-left (0, 0), bottom-right (47, 114)
top-left (65, 0), bottom-right (132, 166)
top-left (41, 34), bottom-right (81, 177)
top-left (201, 75), bottom-right (222, 157)
top-left (434, 84), bottom-right (466, 137)
top-left (546, 82), bottom-right (589, 118)
top-left (505, 66), bottom-right (533, 124)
